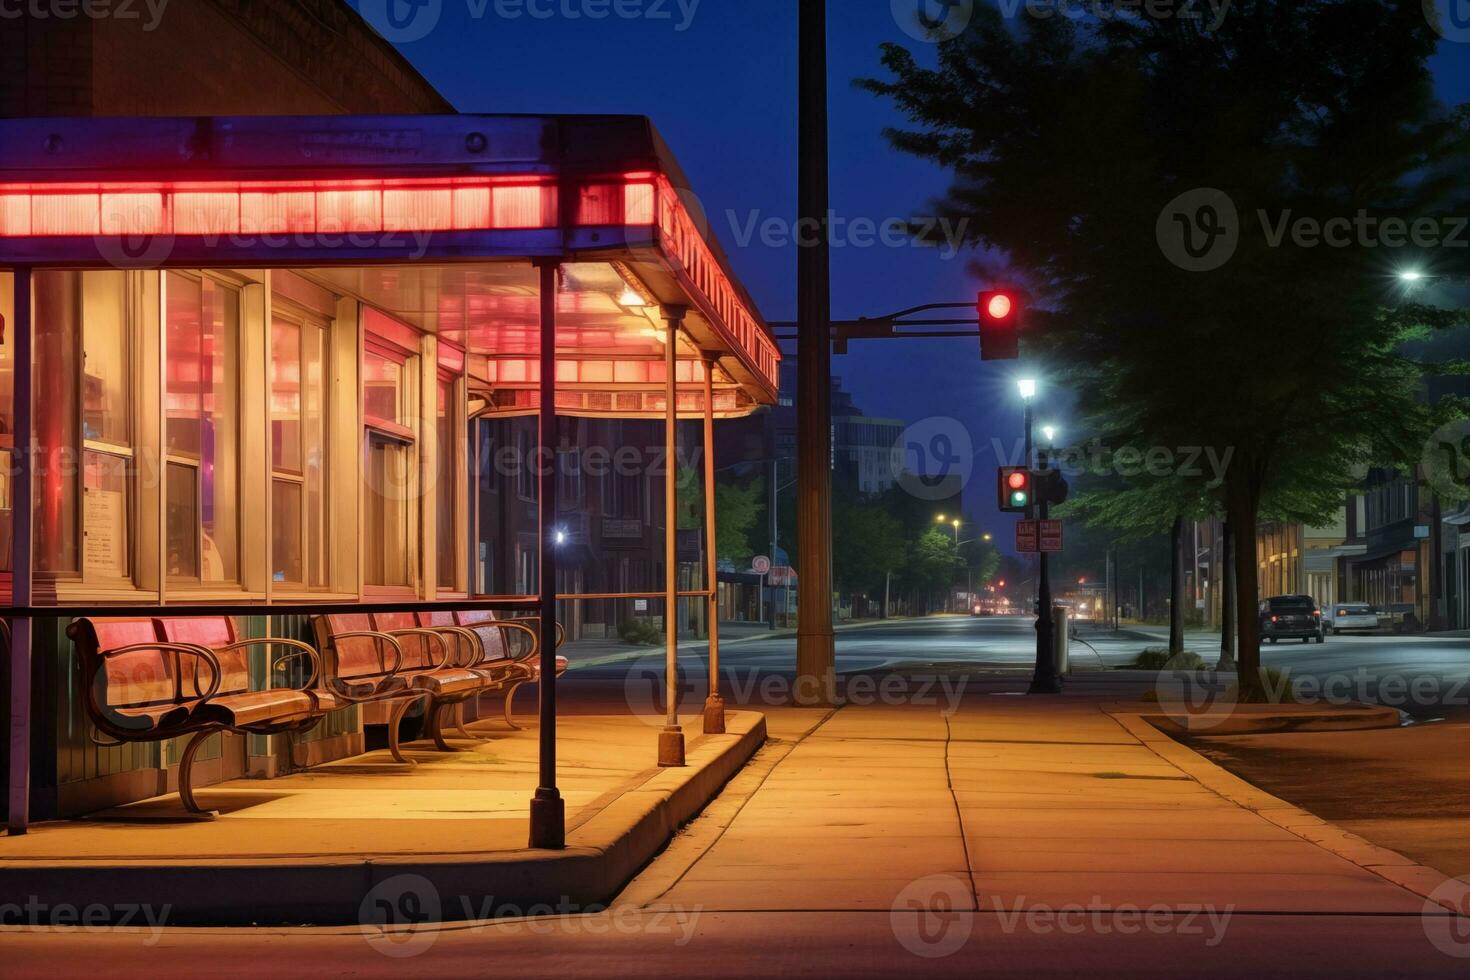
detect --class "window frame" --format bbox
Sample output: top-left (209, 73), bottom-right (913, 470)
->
top-left (269, 298), bottom-right (332, 592)
top-left (361, 323), bottom-right (421, 595)
top-left (162, 268), bottom-right (246, 587)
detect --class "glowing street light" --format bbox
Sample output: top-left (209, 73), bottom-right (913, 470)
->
top-left (1017, 378), bottom-right (1038, 401)
top-left (1041, 424), bottom-right (1058, 444)
top-left (1398, 270), bottom-right (1423, 282)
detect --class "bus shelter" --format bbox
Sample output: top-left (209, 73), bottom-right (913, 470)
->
top-left (0, 114), bottom-right (779, 845)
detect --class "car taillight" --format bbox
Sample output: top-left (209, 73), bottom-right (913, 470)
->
top-left (1271, 615), bottom-right (1278, 622)
top-left (1337, 609), bottom-right (1345, 616)
top-left (1314, 609), bottom-right (1321, 618)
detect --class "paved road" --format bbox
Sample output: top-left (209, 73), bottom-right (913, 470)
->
top-left (572, 614), bottom-right (1470, 718)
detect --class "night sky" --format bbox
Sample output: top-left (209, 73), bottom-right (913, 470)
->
top-left (353, 0), bottom-right (1470, 541)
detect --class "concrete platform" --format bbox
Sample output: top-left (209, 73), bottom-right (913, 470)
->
top-left (0, 710), bottom-right (766, 925)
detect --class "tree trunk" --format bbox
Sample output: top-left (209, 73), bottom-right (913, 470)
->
top-left (1226, 452), bottom-right (1265, 700)
top-left (1169, 515), bottom-right (1185, 654)
top-left (1219, 518), bottom-right (1237, 670)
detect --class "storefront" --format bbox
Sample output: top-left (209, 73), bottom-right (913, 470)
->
top-left (0, 114), bottom-right (778, 837)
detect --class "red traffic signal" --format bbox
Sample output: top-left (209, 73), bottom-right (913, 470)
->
top-left (998, 465), bottom-right (1031, 512)
top-left (979, 289), bottom-right (1022, 361)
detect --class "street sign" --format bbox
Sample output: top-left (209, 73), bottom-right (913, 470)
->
top-left (1040, 519), bottom-right (1064, 553)
top-left (1016, 520), bottom-right (1039, 553)
top-left (752, 555), bottom-right (772, 575)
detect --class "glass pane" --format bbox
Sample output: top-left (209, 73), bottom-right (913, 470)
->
top-left (165, 462), bottom-right (198, 579)
top-left (0, 450), bottom-right (10, 573)
top-left (437, 378), bottom-right (457, 590)
top-left (270, 316), bottom-right (302, 473)
top-left (81, 270), bottom-right (128, 447)
top-left (271, 478), bottom-right (303, 585)
top-left (0, 271), bottom-right (13, 442)
top-left (363, 350), bottom-right (403, 426)
top-left (165, 271), bottom-right (203, 456)
top-left (166, 272), bottom-right (239, 583)
top-left (365, 435), bottom-right (415, 588)
top-left (200, 278), bottom-right (239, 582)
top-left (84, 451), bottom-right (130, 580)
top-left (33, 271), bottom-right (81, 573)
top-left (304, 322), bottom-right (328, 588)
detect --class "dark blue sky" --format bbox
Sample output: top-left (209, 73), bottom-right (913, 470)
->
top-left (355, 0), bottom-right (1470, 532)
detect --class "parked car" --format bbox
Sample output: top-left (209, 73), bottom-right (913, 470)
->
top-left (1259, 594), bottom-right (1325, 644)
top-left (1326, 603), bottom-right (1379, 634)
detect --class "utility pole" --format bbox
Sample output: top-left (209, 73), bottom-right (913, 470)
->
top-left (795, 0), bottom-right (834, 704)
top-left (1029, 444), bottom-right (1061, 693)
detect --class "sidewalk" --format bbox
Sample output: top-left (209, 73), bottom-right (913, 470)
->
top-left (630, 675), bottom-right (1437, 917)
top-left (5, 670), bottom-right (1467, 976)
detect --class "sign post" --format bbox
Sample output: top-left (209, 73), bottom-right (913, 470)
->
top-left (752, 555), bottom-right (772, 626)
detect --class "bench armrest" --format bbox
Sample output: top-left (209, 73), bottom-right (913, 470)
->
top-left (423, 624), bottom-right (483, 669)
top-left (217, 637), bottom-right (323, 691)
top-left (500, 617), bottom-right (563, 656)
top-left (382, 628), bottom-right (453, 671)
top-left (327, 630), bottom-right (405, 693)
top-left (87, 642), bottom-right (224, 732)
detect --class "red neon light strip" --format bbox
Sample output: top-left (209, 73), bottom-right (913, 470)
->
top-left (0, 177), bottom-right (560, 237)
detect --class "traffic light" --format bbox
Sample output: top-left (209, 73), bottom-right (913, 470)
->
top-left (998, 466), bottom-right (1031, 512)
top-left (1035, 464), bottom-right (1070, 507)
top-left (978, 289), bottom-right (1022, 361)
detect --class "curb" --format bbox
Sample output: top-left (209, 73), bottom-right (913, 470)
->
top-left (1113, 711), bottom-right (1468, 914)
top-left (0, 712), bottom-right (768, 927)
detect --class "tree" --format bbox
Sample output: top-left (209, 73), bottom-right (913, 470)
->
top-left (680, 470), bottom-right (764, 565)
top-left (862, 4), bottom-right (1470, 695)
top-left (833, 495), bottom-right (907, 609)
top-left (904, 527), bottom-right (965, 609)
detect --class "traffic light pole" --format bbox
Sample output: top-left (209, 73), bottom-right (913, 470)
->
top-left (1029, 446), bottom-right (1062, 694)
top-left (795, 0), bottom-right (835, 705)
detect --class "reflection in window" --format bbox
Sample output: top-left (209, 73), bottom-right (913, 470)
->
top-left (0, 273), bottom-right (13, 572)
top-left (436, 375), bottom-right (458, 591)
top-left (165, 271), bottom-right (239, 583)
top-left (270, 311), bottom-right (328, 587)
top-left (32, 270), bottom-right (134, 580)
top-left (366, 432), bottom-right (415, 588)
top-left (364, 336), bottom-right (418, 590)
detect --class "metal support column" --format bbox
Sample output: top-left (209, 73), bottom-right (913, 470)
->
top-left (659, 307), bottom-right (687, 767)
top-left (701, 353), bottom-right (725, 734)
top-left (528, 259), bottom-right (565, 849)
top-left (7, 267), bottom-right (32, 835)
top-left (795, 0), bottom-right (835, 705)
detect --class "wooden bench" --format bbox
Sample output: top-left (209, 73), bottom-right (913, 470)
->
top-left (311, 613), bottom-right (495, 762)
top-left (450, 610), bottom-right (569, 731)
top-left (68, 616), bottom-right (335, 814)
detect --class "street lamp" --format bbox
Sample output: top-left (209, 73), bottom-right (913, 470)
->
top-left (982, 532), bottom-right (993, 542)
top-left (1017, 378), bottom-right (1038, 401)
top-left (1399, 270), bottom-right (1424, 282)
top-left (1041, 424), bottom-right (1058, 445)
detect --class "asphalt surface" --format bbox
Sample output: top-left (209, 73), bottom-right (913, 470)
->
top-left (572, 614), bottom-right (1470, 719)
